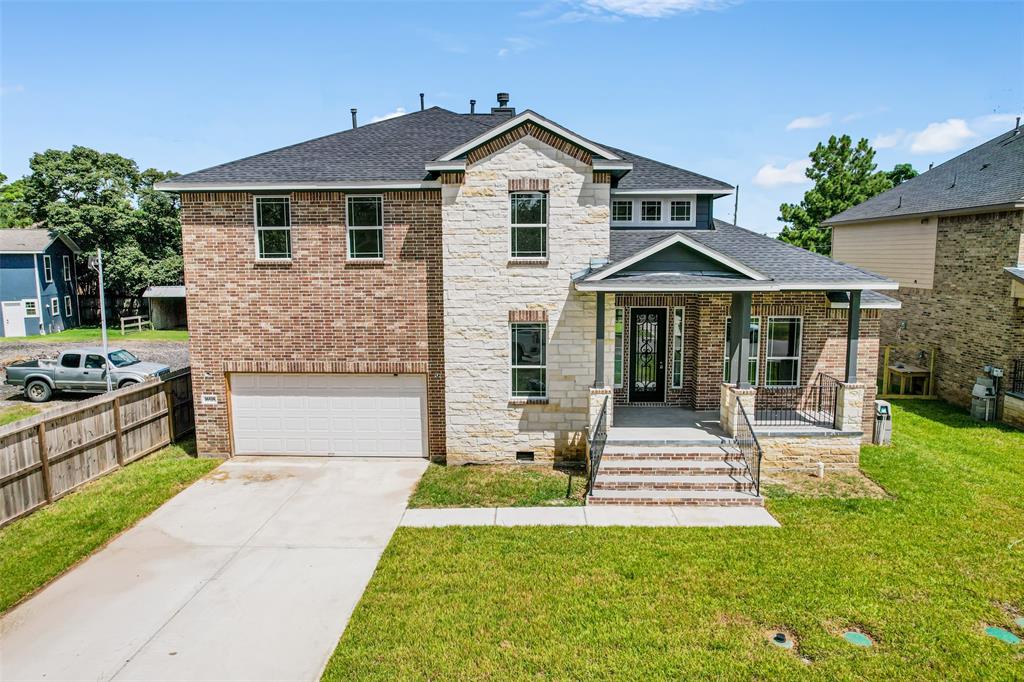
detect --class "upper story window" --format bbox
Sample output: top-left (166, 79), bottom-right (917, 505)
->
top-left (43, 255), bottom-right (53, 282)
top-left (254, 196), bottom-right (291, 260)
top-left (62, 255), bottom-right (72, 281)
top-left (641, 200), bottom-right (661, 222)
top-left (611, 200), bottom-right (632, 223)
top-left (671, 200), bottom-right (692, 223)
top-left (347, 196), bottom-right (384, 259)
top-left (510, 192), bottom-right (547, 259)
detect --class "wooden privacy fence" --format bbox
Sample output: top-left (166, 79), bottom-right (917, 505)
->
top-left (0, 368), bottom-right (195, 528)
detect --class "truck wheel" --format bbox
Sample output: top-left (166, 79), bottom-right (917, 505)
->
top-left (26, 381), bottom-right (53, 403)
top-left (118, 379), bottom-right (139, 389)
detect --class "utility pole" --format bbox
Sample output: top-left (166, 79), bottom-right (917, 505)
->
top-left (89, 249), bottom-right (113, 393)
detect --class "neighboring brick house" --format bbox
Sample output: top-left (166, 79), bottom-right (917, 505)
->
top-left (828, 124), bottom-right (1024, 429)
top-left (159, 94), bottom-right (898, 505)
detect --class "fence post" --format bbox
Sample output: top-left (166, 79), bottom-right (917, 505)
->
top-left (164, 380), bottom-right (177, 443)
top-left (112, 396), bottom-right (125, 467)
top-left (37, 421), bottom-right (53, 503)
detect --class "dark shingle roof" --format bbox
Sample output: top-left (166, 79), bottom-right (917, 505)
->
top-left (0, 228), bottom-right (81, 254)
top-left (158, 106), bottom-right (732, 192)
top-left (826, 128), bottom-right (1024, 224)
top-left (586, 220), bottom-right (894, 289)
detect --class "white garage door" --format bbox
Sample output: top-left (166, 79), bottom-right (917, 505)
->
top-left (230, 373), bottom-right (426, 457)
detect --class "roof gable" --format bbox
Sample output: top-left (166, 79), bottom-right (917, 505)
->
top-left (586, 232), bottom-right (768, 282)
top-left (0, 228), bottom-right (82, 255)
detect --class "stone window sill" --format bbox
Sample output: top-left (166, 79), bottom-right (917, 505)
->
top-left (508, 258), bottom-right (549, 267)
top-left (509, 397), bottom-right (549, 405)
top-left (346, 257), bottom-right (385, 265)
top-left (254, 258), bottom-right (292, 267)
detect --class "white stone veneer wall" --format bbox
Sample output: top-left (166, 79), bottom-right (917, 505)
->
top-left (442, 136), bottom-right (614, 464)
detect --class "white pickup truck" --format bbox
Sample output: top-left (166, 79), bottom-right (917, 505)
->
top-left (5, 348), bottom-right (171, 402)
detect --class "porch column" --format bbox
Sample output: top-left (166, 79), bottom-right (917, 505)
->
top-left (728, 291), bottom-right (753, 389)
top-left (593, 292), bottom-right (605, 388)
top-left (845, 290), bottom-right (861, 383)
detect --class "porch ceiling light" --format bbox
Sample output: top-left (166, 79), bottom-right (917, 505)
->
top-left (984, 626), bottom-right (1021, 645)
top-left (842, 631), bottom-right (873, 647)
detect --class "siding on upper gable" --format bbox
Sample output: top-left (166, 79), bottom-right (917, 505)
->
top-left (0, 253), bottom-right (42, 336)
top-left (617, 242), bottom-right (735, 275)
top-left (831, 217), bottom-right (938, 289)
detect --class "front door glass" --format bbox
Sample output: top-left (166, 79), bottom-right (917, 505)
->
top-left (629, 308), bottom-right (666, 402)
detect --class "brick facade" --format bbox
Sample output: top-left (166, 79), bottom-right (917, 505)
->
top-left (180, 189), bottom-right (446, 458)
top-left (878, 210), bottom-right (1024, 421)
top-left (614, 292), bottom-right (881, 438)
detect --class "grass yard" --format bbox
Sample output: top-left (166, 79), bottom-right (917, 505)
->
top-left (408, 463), bottom-right (586, 508)
top-left (0, 438), bottom-right (218, 613)
top-left (324, 401), bottom-right (1024, 680)
top-left (0, 325), bottom-right (188, 343)
top-left (0, 404), bottom-right (39, 426)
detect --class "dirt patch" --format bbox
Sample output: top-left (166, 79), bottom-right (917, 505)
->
top-left (204, 469), bottom-right (292, 485)
top-left (762, 468), bottom-right (891, 499)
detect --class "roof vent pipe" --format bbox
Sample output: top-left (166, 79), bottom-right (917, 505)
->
top-left (470, 99), bottom-right (476, 114)
top-left (351, 108), bottom-right (358, 129)
top-left (419, 93), bottom-right (425, 111)
top-left (497, 92), bottom-right (510, 107)
top-left (1016, 116), bottom-right (1021, 133)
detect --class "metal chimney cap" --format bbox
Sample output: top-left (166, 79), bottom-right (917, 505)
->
top-left (496, 92), bottom-right (510, 107)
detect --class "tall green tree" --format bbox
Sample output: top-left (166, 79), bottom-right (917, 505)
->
top-left (885, 162), bottom-right (919, 186)
top-left (777, 135), bottom-right (894, 255)
top-left (23, 146), bottom-right (181, 297)
top-left (0, 173), bottom-right (34, 227)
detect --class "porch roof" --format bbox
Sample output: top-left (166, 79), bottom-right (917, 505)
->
top-left (575, 220), bottom-right (898, 293)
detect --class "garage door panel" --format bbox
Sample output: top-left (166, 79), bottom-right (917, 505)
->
top-left (230, 373), bottom-right (426, 457)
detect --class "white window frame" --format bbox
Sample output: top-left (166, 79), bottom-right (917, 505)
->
top-left (611, 199), bottom-right (633, 223)
top-left (510, 322), bottom-right (547, 398)
top-left (765, 316), bottom-right (803, 388)
top-left (670, 200), bottom-right (692, 223)
top-left (253, 195), bottom-right (292, 260)
top-left (64, 295), bottom-right (72, 317)
top-left (613, 307), bottom-right (624, 388)
top-left (23, 299), bottom-right (39, 317)
top-left (42, 255), bottom-right (53, 283)
top-left (50, 297), bottom-right (59, 316)
top-left (640, 200), bottom-right (662, 223)
top-left (509, 191), bottom-right (548, 259)
top-left (671, 307), bottom-right (685, 388)
top-left (723, 315), bottom-right (761, 386)
top-left (62, 255), bottom-right (72, 281)
top-left (610, 195), bottom-right (697, 228)
top-left (346, 195), bottom-right (384, 260)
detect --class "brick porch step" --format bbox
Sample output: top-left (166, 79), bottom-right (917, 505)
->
top-left (593, 473), bottom-right (754, 492)
top-left (599, 459), bottom-right (749, 475)
top-left (586, 489), bottom-right (765, 506)
top-left (602, 445), bottom-right (742, 461)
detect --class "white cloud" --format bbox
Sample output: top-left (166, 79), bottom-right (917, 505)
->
top-left (752, 159), bottom-right (811, 188)
top-left (872, 129), bottom-right (905, 149)
top-left (0, 84), bottom-right (24, 96)
top-left (560, 0), bottom-right (731, 20)
top-left (785, 113), bottom-right (831, 131)
top-left (370, 107), bottom-right (408, 123)
top-left (909, 118), bottom-right (976, 154)
top-left (497, 36), bottom-right (538, 57)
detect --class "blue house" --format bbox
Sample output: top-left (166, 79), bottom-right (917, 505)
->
top-left (1, 228), bottom-right (83, 337)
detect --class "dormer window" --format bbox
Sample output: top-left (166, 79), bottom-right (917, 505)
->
top-left (671, 200), bottom-right (692, 223)
top-left (641, 200), bottom-right (661, 222)
top-left (611, 200), bottom-right (632, 223)
top-left (510, 192), bottom-right (547, 258)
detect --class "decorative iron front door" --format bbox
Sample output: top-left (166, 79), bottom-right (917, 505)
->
top-left (629, 308), bottom-right (667, 402)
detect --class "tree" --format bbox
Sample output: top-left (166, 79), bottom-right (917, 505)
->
top-left (22, 146), bottom-right (181, 297)
top-left (0, 173), bottom-right (33, 227)
top-left (885, 163), bottom-right (919, 186)
top-left (777, 135), bottom-right (894, 255)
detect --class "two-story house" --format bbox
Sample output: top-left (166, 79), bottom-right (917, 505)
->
top-left (158, 94), bottom-right (898, 506)
top-left (1, 228), bottom-right (82, 337)
top-left (828, 124), bottom-right (1024, 429)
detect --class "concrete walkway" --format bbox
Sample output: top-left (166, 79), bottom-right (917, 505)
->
top-left (0, 456), bottom-right (428, 682)
top-left (401, 504), bottom-right (779, 527)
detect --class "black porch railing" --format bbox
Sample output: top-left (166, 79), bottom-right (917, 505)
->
top-left (754, 373), bottom-right (842, 428)
top-left (586, 397), bottom-right (609, 495)
top-left (1011, 358), bottom-right (1024, 394)
top-left (734, 397), bottom-right (763, 496)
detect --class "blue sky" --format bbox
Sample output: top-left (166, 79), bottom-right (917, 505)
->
top-left (2, 0), bottom-right (1022, 234)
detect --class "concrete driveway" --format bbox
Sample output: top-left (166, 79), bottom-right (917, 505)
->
top-left (0, 456), bottom-right (427, 682)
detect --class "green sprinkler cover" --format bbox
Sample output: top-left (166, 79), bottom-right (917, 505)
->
top-left (984, 626), bottom-right (1021, 645)
top-left (842, 631), bottom-right (873, 647)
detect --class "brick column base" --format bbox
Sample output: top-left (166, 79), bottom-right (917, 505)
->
top-left (720, 383), bottom-right (756, 437)
top-left (836, 383), bottom-right (866, 432)
top-left (589, 386), bottom-right (614, 431)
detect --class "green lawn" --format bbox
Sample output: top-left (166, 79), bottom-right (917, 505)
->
top-left (409, 463), bottom-right (586, 508)
top-left (0, 325), bottom-right (188, 343)
top-left (324, 401), bottom-right (1024, 680)
top-left (0, 439), bottom-right (218, 613)
top-left (0, 404), bottom-right (39, 426)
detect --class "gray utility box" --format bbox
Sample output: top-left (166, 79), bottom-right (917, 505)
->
top-left (970, 376), bottom-right (997, 421)
top-left (873, 400), bottom-right (892, 445)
